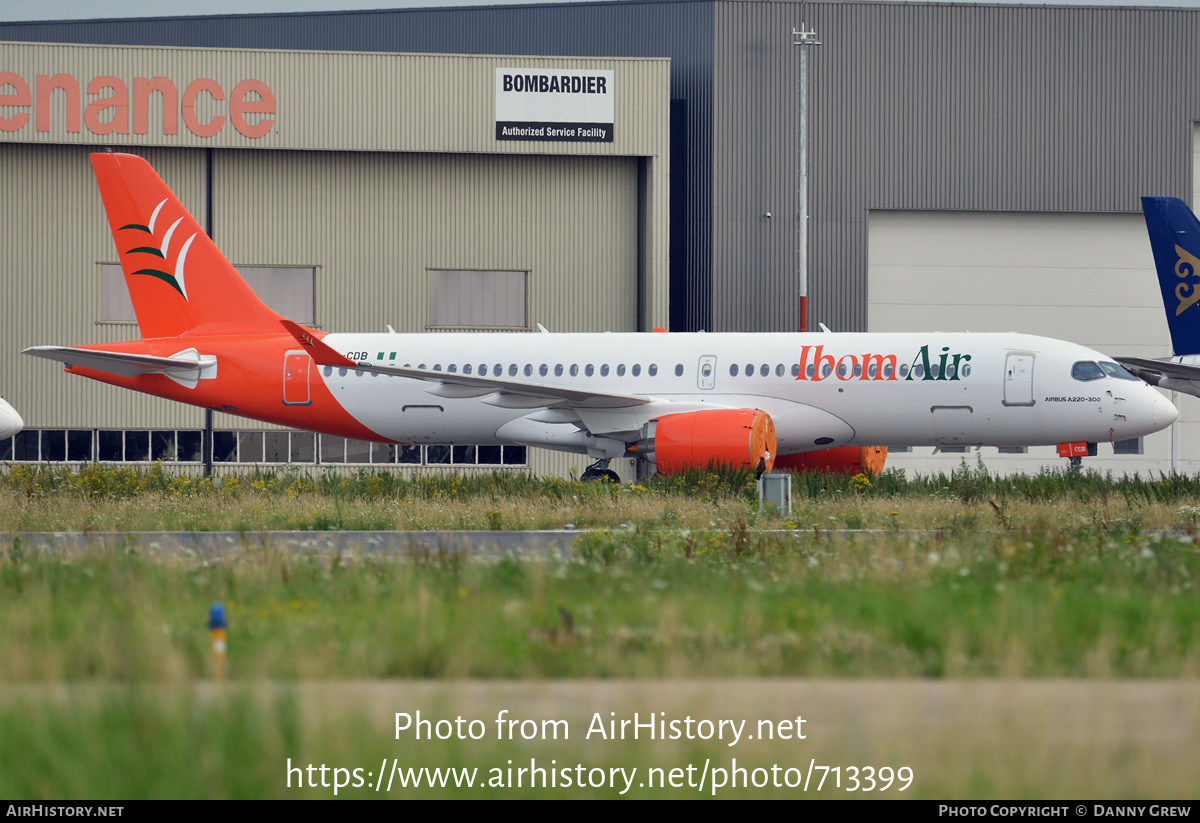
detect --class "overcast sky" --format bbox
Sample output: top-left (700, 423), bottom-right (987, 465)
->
top-left (6, 0), bottom-right (1200, 24)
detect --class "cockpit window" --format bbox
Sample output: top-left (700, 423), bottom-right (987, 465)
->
top-left (1071, 361), bottom-right (1104, 381)
top-left (1099, 361), bottom-right (1140, 381)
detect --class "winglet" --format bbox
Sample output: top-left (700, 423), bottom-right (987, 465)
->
top-left (279, 319), bottom-right (357, 368)
top-left (1142, 196), bottom-right (1200, 356)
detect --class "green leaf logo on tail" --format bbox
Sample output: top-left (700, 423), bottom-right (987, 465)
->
top-left (118, 197), bottom-right (193, 300)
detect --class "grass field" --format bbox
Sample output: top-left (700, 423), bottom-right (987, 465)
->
top-left (2, 462), bottom-right (1199, 798)
top-left (5, 460), bottom-right (1200, 532)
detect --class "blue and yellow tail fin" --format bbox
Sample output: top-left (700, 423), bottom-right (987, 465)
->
top-left (1142, 195), bottom-right (1200, 356)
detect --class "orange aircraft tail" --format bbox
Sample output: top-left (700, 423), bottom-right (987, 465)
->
top-left (91, 152), bottom-right (283, 339)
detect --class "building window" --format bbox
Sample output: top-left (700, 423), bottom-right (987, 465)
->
top-left (99, 264), bottom-right (137, 323)
top-left (997, 446), bottom-right (1028, 454)
top-left (100, 263), bottom-right (316, 324)
top-left (238, 266), bottom-right (316, 325)
top-left (1113, 438), bottom-right (1143, 455)
top-left (428, 269), bottom-right (528, 329)
top-left (0, 428), bottom-right (530, 468)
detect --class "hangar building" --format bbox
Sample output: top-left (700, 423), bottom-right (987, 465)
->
top-left (3, 0), bottom-right (1199, 477)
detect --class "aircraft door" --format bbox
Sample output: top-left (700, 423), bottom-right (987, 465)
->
top-left (932, 405), bottom-right (977, 444)
top-left (402, 404), bottom-right (445, 442)
top-left (698, 355), bottom-right (717, 390)
top-left (283, 350), bottom-right (312, 406)
top-left (1003, 352), bottom-right (1035, 407)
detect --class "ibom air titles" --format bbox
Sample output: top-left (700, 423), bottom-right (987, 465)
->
top-left (795, 344), bottom-right (972, 382)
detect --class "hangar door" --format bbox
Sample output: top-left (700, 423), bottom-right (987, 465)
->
top-left (867, 210), bottom-right (1163, 356)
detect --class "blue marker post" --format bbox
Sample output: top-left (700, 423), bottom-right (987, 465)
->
top-left (208, 602), bottom-right (227, 682)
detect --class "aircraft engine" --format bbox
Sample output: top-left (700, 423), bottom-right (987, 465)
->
top-left (773, 445), bottom-right (888, 476)
top-left (637, 408), bottom-right (776, 474)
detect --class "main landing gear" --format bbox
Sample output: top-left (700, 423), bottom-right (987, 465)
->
top-left (580, 458), bottom-right (621, 483)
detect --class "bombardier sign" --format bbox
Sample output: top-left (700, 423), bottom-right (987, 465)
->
top-left (495, 68), bottom-right (614, 143)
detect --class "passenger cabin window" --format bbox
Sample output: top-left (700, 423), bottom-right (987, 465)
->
top-left (1072, 361), bottom-right (1105, 381)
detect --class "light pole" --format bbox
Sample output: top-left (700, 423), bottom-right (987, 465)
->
top-left (793, 19), bottom-right (821, 333)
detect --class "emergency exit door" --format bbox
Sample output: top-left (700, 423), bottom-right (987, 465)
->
top-left (283, 350), bottom-right (312, 406)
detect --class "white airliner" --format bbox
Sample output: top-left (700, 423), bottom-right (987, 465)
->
top-left (1116, 196), bottom-right (1200, 399)
top-left (22, 153), bottom-right (1179, 477)
top-left (0, 396), bottom-right (22, 441)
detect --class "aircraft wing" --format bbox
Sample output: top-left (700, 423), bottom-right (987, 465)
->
top-left (1115, 356), bottom-right (1200, 382)
top-left (348, 361), bottom-right (654, 409)
top-left (22, 346), bottom-right (206, 378)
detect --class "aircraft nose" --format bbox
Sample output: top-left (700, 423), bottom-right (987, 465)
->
top-left (1145, 388), bottom-right (1179, 433)
top-left (0, 398), bottom-right (22, 440)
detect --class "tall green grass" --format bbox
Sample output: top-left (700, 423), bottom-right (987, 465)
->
top-left (7, 461), bottom-right (1200, 532)
top-left (2, 528), bottom-right (1197, 681)
top-left (8, 459), bottom-right (1200, 505)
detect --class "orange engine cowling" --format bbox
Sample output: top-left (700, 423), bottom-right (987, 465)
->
top-left (773, 445), bottom-right (888, 475)
top-left (638, 408), bottom-right (776, 474)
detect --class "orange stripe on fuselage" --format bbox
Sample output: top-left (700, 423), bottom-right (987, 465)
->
top-left (62, 334), bottom-right (389, 443)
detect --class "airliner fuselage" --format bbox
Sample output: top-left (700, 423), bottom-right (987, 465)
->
top-left (302, 330), bottom-right (1173, 456)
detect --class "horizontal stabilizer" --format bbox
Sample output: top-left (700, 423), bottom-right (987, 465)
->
top-left (23, 346), bottom-right (204, 378)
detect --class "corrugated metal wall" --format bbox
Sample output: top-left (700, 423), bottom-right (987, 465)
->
top-left (0, 143), bottom-right (210, 430)
top-left (0, 1), bottom-right (715, 332)
top-left (714, 0), bottom-right (1200, 332)
top-left (7, 1), bottom-right (1200, 332)
top-left (212, 149), bottom-right (640, 337)
top-left (1, 144), bottom-right (639, 433)
top-left (0, 43), bottom-right (668, 157)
